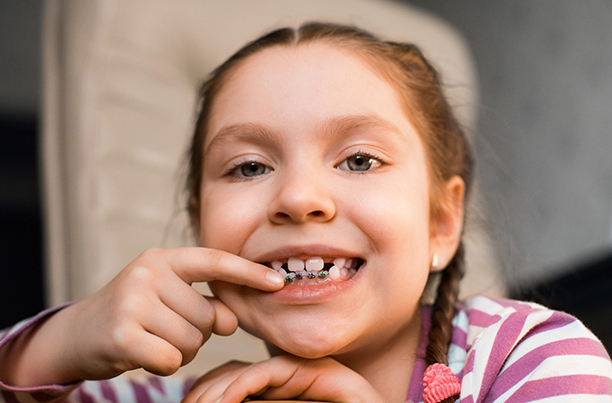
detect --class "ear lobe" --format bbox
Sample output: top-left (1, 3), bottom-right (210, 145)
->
top-left (430, 175), bottom-right (465, 272)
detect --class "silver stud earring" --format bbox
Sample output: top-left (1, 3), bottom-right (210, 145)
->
top-left (431, 253), bottom-right (439, 271)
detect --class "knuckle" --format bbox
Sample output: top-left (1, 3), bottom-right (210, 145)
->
top-left (117, 294), bottom-right (143, 317)
top-left (110, 325), bottom-right (134, 353)
top-left (185, 327), bottom-right (205, 352)
top-left (205, 248), bottom-right (226, 272)
top-left (127, 264), bottom-right (154, 283)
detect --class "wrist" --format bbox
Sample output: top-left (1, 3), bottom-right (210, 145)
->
top-left (0, 303), bottom-right (80, 387)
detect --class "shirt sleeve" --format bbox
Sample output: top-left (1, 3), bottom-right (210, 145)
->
top-left (0, 308), bottom-right (196, 403)
top-left (0, 305), bottom-right (83, 403)
top-left (460, 296), bottom-right (612, 403)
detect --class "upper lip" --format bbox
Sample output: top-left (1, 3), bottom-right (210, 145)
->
top-left (252, 244), bottom-right (364, 264)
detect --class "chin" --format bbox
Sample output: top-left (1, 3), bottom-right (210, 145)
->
top-left (267, 338), bottom-right (345, 359)
top-left (244, 319), bottom-right (355, 359)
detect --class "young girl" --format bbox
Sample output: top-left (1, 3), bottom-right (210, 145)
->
top-left (1, 23), bottom-right (611, 403)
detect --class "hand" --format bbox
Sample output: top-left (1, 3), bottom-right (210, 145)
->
top-left (0, 247), bottom-right (284, 386)
top-left (183, 355), bottom-right (386, 403)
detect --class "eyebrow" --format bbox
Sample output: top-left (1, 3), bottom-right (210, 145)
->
top-left (204, 123), bottom-right (282, 157)
top-left (204, 114), bottom-right (405, 156)
top-left (320, 114), bottom-right (404, 143)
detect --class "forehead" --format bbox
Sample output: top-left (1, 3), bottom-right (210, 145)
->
top-left (205, 42), bottom-right (415, 147)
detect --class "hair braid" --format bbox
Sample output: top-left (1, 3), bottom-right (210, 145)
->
top-left (424, 243), bottom-right (465, 402)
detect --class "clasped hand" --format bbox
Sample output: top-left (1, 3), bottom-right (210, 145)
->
top-left (184, 355), bottom-right (386, 403)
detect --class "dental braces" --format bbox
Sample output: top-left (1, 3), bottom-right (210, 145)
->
top-left (284, 270), bottom-right (329, 284)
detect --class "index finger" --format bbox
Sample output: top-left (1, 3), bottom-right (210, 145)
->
top-left (163, 247), bottom-right (285, 291)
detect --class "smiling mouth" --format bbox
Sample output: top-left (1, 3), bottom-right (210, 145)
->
top-left (263, 257), bottom-right (364, 286)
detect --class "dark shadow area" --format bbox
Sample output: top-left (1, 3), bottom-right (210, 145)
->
top-left (511, 252), bottom-right (612, 352)
top-left (0, 114), bottom-right (45, 329)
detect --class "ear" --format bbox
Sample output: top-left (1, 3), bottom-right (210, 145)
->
top-left (429, 175), bottom-right (465, 272)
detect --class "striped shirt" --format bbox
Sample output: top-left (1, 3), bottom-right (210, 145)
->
top-left (1, 296), bottom-right (611, 403)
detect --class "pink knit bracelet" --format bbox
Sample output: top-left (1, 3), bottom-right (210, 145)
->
top-left (422, 363), bottom-right (461, 403)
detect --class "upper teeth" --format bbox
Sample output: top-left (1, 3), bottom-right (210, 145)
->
top-left (270, 257), bottom-right (355, 273)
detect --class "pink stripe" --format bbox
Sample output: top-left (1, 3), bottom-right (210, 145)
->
top-left (477, 311), bottom-right (529, 399)
top-left (147, 377), bottom-right (164, 394)
top-left (483, 338), bottom-right (609, 402)
top-left (100, 380), bottom-right (117, 403)
top-left (406, 306), bottom-right (431, 403)
top-left (182, 378), bottom-right (196, 398)
top-left (525, 311), bottom-right (578, 338)
top-left (486, 297), bottom-right (533, 311)
top-left (459, 395), bottom-right (474, 403)
top-left (464, 350), bottom-right (475, 374)
top-left (451, 326), bottom-right (467, 351)
top-left (129, 380), bottom-right (151, 403)
top-left (77, 386), bottom-right (95, 403)
top-left (505, 375), bottom-right (612, 402)
top-left (468, 310), bottom-right (501, 328)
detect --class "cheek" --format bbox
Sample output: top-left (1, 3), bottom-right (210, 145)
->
top-left (199, 189), bottom-right (263, 251)
top-left (357, 175), bottom-right (430, 244)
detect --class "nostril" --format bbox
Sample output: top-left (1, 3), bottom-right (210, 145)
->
top-left (311, 210), bottom-right (324, 217)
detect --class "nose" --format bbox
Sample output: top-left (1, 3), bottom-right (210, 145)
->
top-left (268, 167), bottom-right (336, 224)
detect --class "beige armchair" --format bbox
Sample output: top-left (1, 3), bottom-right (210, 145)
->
top-left (41, 0), bottom-right (497, 376)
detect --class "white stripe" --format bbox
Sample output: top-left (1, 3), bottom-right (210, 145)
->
top-left (448, 341), bottom-right (467, 375)
top-left (3, 318), bottom-right (31, 340)
top-left (501, 319), bottom-right (600, 371)
top-left (453, 308), bottom-right (469, 333)
top-left (110, 377), bottom-right (138, 403)
top-left (466, 307), bottom-right (518, 400)
top-left (492, 355), bottom-right (612, 403)
top-left (531, 394), bottom-right (612, 403)
top-left (463, 295), bottom-right (506, 316)
top-left (467, 307), bottom-right (555, 402)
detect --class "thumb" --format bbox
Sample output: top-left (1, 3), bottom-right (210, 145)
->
top-left (206, 296), bottom-right (239, 336)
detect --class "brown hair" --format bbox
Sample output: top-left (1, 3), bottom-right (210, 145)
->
top-left (186, 22), bottom-right (473, 392)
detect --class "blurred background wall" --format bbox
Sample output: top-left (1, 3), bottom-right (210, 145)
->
top-left (1, 0), bottom-right (611, 345)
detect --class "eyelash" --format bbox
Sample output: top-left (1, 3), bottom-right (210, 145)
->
top-left (224, 150), bottom-right (387, 180)
top-left (224, 159), bottom-right (272, 181)
top-left (336, 150), bottom-right (387, 173)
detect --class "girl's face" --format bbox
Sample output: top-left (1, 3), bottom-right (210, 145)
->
top-left (199, 43), bottom-right (453, 359)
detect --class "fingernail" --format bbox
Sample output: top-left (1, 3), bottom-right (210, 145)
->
top-left (266, 270), bottom-right (285, 286)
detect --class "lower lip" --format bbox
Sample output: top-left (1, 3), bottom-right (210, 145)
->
top-left (267, 266), bottom-right (363, 305)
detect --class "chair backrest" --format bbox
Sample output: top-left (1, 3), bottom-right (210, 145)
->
top-left (41, 0), bottom-right (496, 376)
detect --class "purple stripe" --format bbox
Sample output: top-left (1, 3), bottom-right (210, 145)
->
top-left (147, 377), bottom-right (164, 394)
top-left (183, 377), bottom-right (198, 396)
top-left (129, 380), bottom-right (152, 403)
top-left (100, 380), bottom-right (117, 403)
top-left (464, 350), bottom-right (475, 374)
top-left (484, 338), bottom-right (609, 402)
top-left (505, 375), bottom-right (612, 402)
top-left (524, 311), bottom-right (578, 338)
top-left (477, 311), bottom-right (529, 399)
top-left (468, 310), bottom-right (501, 328)
top-left (77, 386), bottom-right (95, 403)
top-left (459, 395), bottom-right (474, 403)
top-left (486, 297), bottom-right (533, 311)
top-left (406, 306), bottom-right (431, 403)
top-left (451, 326), bottom-right (467, 350)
